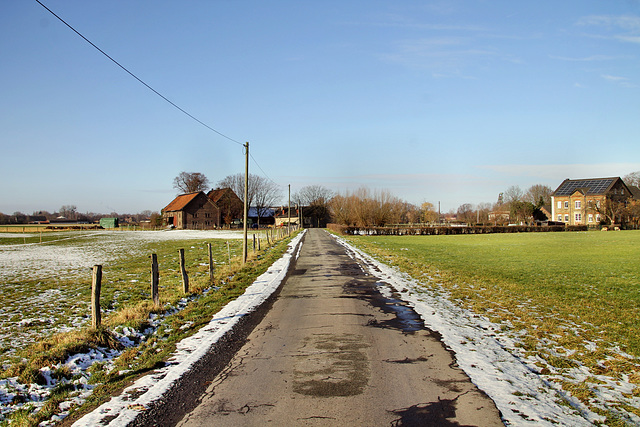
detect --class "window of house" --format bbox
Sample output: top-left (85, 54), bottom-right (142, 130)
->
top-left (588, 214), bottom-right (593, 222)
top-left (557, 215), bottom-right (562, 221)
top-left (557, 201), bottom-right (562, 209)
top-left (564, 201), bottom-right (569, 209)
top-left (575, 213), bottom-right (582, 222)
top-left (596, 214), bottom-right (600, 222)
top-left (575, 200), bottom-right (581, 209)
top-left (565, 214), bottom-right (569, 222)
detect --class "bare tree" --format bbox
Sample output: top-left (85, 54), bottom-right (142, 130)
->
top-left (510, 201), bottom-right (535, 224)
top-left (503, 186), bottom-right (524, 204)
top-left (59, 205), bottom-right (78, 220)
top-left (623, 171), bottom-right (640, 188)
top-left (328, 187), bottom-right (408, 227)
top-left (328, 194), bottom-right (354, 226)
top-left (421, 202), bottom-right (438, 223)
top-left (524, 184), bottom-right (553, 207)
top-left (595, 198), bottom-right (628, 225)
top-left (293, 185), bottom-right (334, 228)
top-left (173, 172), bottom-right (210, 194)
top-left (477, 202), bottom-right (492, 223)
top-left (399, 201), bottom-right (421, 224)
top-left (456, 203), bottom-right (475, 223)
top-left (218, 173), bottom-right (281, 225)
top-left (253, 178), bottom-right (281, 226)
top-left (218, 173), bottom-right (257, 206)
top-left (293, 185), bottom-right (334, 206)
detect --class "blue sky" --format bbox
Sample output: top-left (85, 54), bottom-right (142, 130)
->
top-left (1, 1), bottom-right (639, 214)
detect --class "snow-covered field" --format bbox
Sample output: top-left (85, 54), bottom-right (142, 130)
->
top-left (0, 230), bottom-right (244, 282)
top-left (0, 229), bottom-right (287, 425)
top-left (0, 230), bottom-right (245, 364)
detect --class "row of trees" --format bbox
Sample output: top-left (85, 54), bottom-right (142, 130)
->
top-left (173, 170), bottom-right (640, 228)
top-left (326, 171), bottom-right (640, 228)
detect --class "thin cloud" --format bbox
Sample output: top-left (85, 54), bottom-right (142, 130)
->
top-left (378, 37), bottom-right (502, 76)
top-left (577, 15), bottom-right (640, 32)
top-left (601, 74), bottom-right (637, 87)
top-left (550, 54), bottom-right (619, 62)
top-left (602, 74), bottom-right (628, 81)
top-left (616, 35), bottom-right (640, 44)
top-left (576, 14), bottom-right (640, 44)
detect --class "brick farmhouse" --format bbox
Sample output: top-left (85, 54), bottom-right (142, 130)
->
top-left (162, 187), bottom-right (243, 229)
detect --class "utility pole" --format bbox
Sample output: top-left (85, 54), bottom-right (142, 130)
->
top-left (242, 142), bottom-right (249, 264)
top-left (287, 184), bottom-right (291, 235)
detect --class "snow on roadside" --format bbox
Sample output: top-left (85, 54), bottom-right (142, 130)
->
top-left (332, 234), bottom-right (596, 427)
top-left (71, 230), bottom-right (305, 426)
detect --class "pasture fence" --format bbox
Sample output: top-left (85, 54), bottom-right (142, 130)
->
top-left (86, 229), bottom-right (296, 328)
top-left (178, 249), bottom-right (189, 294)
top-left (91, 265), bottom-right (102, 328)
top-left (151, 254), bottom-right (160, 307)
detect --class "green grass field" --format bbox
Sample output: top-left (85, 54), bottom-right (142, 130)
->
top-left (345, 230), bottom-right (640, 422)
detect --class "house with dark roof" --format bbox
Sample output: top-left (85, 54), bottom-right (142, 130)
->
top-left (162, 191), bottom-right (220, 229)
top-left (207, 188), bottom-right (243, 226)
top-left (551, 177), bottom-right (633, 226)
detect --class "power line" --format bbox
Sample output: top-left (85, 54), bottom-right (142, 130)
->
top-left (250, 153), bottom-right (279, 186)
top-left (36, 1), bottom-right (281, 190)
top-left (35, 0), bottom-right (243, 147)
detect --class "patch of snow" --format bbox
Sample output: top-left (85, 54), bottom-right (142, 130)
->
top-left (332, 235), bottom-right (596, 426)
top-left (71, 230), bottom-right (305, 426)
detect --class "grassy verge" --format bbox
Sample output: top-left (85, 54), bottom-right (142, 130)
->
top-left (342, 230), bottom-right (640, 424)
top-left (0, 230), bottom-right (297, 426)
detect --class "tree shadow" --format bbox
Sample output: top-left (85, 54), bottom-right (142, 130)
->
top-left (389, 396), bottom-right (474, 427)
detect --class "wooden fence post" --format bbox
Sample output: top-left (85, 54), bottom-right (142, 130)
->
top-left (91, 265), bottom-right (102, 328)
top-left (257, 235), bottom-right (261, 251)
top-left (207, 243), bottom-right (214, 282)
top-left (151, 254), bottom-right (160, 307)
top-left (179, 249), bottom-right (189, 294)
top-left (252, 234), bottom-right (256, 253)
top-left (227, 241), bottom-right (231, 264)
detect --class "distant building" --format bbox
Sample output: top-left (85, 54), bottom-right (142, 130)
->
top-left (207, 188), bottom-right (243, 226)
top-left (551, 177), bottom-right (633, 226)
top-left (99, 217), bottom-right (119, 228)
top-left (488, 210), bottom-right (510, 224)
top-left (249, 207), bottom-right (275, 227)
top-left (162, 191), bottom-right (220, 229)
top-left (274, 206), bottom-right (299, 227)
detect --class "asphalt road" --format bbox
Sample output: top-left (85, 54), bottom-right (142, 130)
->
top-left (176, 229), bottom-right (503, 426)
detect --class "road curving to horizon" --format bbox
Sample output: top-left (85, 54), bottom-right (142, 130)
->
top-left (174, 228), bottom-right (503, 426)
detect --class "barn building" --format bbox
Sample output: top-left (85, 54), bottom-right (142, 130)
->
top-left (162, 191), bottom-right (220, 229)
